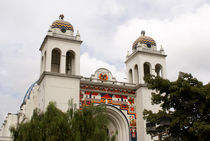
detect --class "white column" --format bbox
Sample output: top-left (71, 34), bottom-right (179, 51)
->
top-left (46, 50), bottom-right (52, 72)
top-left (138, 64), bottom-right (141, 84)
top-left (40, 55), bottom-right (43, 75)
top-left (75, 54), bottom-right (80, 75)
top-left (132, 68), bottom-right (135, 84)
top-left (140, 64), bottom-right (144, 83)
top-left (162, 63), bottom-right (167, 78)
top-left (60, 54), bottom-right (66, 74)
top-left (151, 68), bottom-right (156, 76)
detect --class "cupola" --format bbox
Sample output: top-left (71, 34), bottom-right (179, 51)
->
top-left (51, 14), bottom-right (74, 33)
top-left (132, 30), bottom-right (156, 51)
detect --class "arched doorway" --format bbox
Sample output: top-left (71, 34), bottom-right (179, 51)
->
top-left (106, 105), bottom-right (130, 141)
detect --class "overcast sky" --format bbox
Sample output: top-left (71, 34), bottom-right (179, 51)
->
top-left (0, 0), bottom-right (210, 125)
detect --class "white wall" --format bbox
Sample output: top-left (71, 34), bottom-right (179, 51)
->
top-left (40, 74), bottom-right (81, 111)
top-left (136, 87), bottom-right (160, 141)
top-left (0, 114), bottom-right (17, 138)
top-left (40, 37), bottom-right (81, 76)
top-left (125, 48), bottom-right (167, 141)
top-left (126, 51), bottom-right (167, 84)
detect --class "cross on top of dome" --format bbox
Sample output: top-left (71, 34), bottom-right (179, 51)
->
top-left (59, 14), bottom-right (64, 20)
top-left (141, 30), bottom-right (145, 36)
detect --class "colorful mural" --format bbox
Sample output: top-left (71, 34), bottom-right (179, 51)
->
top-left (80, 83), bottom-right (137, 141)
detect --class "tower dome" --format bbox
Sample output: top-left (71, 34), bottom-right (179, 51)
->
top-left (51, 14), bottom-right (74, 32)
top-left (132, 30), bottom-right (156, 50)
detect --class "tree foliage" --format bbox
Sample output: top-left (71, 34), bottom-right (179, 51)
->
top-left (143, 73), bottom-right (210, 141)
top-left (11, 101), bottom-right (117, 141)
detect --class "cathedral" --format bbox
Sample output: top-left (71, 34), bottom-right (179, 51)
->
top-left (0, 15), bottom-right (167, 141)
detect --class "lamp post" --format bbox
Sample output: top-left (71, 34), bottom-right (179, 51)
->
top-left (146, 122), bottom-right (157, 140)
top-left (146, 122), bottom-right (156, 132)
top-left (146, 116), bottom-right (170, 141)
top-left (160, 116), bottom-right (170, 126)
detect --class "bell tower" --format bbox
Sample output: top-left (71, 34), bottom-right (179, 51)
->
top-left (40, 14), bottom-right (81, 75)
top-left (37, 15), bottom-right (82, 111)
top-left (125, 31), bottom-right (167, 141)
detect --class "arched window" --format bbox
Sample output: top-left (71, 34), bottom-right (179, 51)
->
top-left (155, 64), bottom-right (163, 77)
top-left (129, 69), bottom-right (133, 83)
top-left (51, 48), bottom-right (61, 73)
top-left (144, 62), bottom-right (151, 77)
top-left (66, 50), bottom-right (75, 75)
top-left (134, 65), bottom-right (139, 84)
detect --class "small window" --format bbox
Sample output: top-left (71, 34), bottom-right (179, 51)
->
top-left (147, 44), bottom-right (151, 48)
top-left (61, 28), bottom-right (66, 33)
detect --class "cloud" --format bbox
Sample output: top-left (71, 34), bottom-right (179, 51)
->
top-left (80, 53), bottom-right (126, 82)
top-left (0, 43), bottom-right (40, 124)
top-left (79, 4), bottom-right (210, 84)
top-left (105, 4), bottom-right (210, 83)
top-left (0, 95), bottom-right (21, 126)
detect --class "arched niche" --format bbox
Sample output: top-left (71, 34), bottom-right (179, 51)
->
top-left (134, 65), bottom-right (139, 84)
top-left (51, 48), bottom-right (61, 73)
top-left (155, 64), bottom-right (163, 77)
top-left (106, 105), bottom-right (130, 141)
top-left (143, 62), bottom-right (151, 77)
top-left (128, 69), bottom-right (133, 83)
top-left (66, 50), bottom-right (75, 75)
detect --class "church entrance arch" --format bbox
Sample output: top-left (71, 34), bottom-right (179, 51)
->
top-left (106, 105), bottom-right (130, 141)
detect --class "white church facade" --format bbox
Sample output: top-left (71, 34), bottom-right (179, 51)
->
top-left (0, 15), bottom-right (167, 141)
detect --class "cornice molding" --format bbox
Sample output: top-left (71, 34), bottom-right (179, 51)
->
top-left (37, 71), bottom-right (82, 84)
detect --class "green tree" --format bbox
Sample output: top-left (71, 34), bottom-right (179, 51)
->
top-left (11, 101), bottom-right (117, 141)
top-left (143, 73), bottom-right (210, 141)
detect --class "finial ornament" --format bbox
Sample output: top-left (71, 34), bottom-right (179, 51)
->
top-left (76, 30), bottom-right (80, 40)
top-left (76, 30), bottom-right (80, 37)
top-left (141, 30), bottom-right (145, 36)
top-left (160, 45), bottom-right (164, 51)
top-left (126, 51), bottom-right (130, 59)
top-left (59, 14), bottom-right (64, 20)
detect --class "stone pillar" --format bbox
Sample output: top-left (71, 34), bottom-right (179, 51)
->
top-left (139, 64), bottom-right (144, 84)
top-left (151, 68), bottom-right (156, 76)
top-left (75, 54), bottom-right (80, 75)
top-left (162, 63), bottom-right (167, 79)
top-left (46, 50), bottom-right (52, 72)
top-left (60, 54), bottom-right (66, 74)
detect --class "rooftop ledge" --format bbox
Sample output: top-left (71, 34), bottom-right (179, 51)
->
top-left (125, 48), bottom-right (167, 63)
top-left (0, 136), bottom-right (11, 141)
top-left (39, 34), bottom-right (83, 51)
top-left (37, 71), bottom-right (82, 84)
top-left (81, 77), bottom-right (147, 89)
top-left (37, 71), bottom-right (147, 89)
